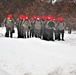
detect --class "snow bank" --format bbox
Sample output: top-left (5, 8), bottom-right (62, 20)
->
top-left (0, 68), bottom-right (9, 75)
top-left (48, 64), bottom-right (76, 75)
top-left (0, 27), bottom-right (76, 75)
top-left (0, 27), bottom-right (18, 38)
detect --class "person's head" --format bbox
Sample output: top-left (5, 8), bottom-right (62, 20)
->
top-left (47, 15), bottom-right (53, 21)
top-left (33, 15), bottom-right (37, 20)
top-left (47, 16), bottom-right (51, 20)
top-left (37, 16), bottom-right (40, 20)
top-left (53, 16), bottom-right (56, 21)
top-left (30, 17), bottom-right (34, 21)
top-left (56, 17), bottom-right (63, 22)
top-left (25, 16), bottom-right (29, 20)
top-left (41, 15), bottom-right (46, 21)
top-left (19, 14), bottom-right (23, 20)
top-left (7, 14), bottom-right (12, 19)
top-left (59, 17), bottom-right (64, 22)
top-left (23, 16), bottom-right (25, 20)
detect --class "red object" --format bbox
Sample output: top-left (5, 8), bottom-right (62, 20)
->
top-left (23, 16), bottom-right (25, 20)
top-left (19, 14), bottom-right (24, 19)
top-left (33, 15), bottom-right (37, 20)
top-left (53, 16), bottom-right (56, 20)
top-left (56, 17), bottom-right (64, 22)
top-left (59, 17), bottom-right (64, 22)
top-left (42, 15), bottom-right (46, 20)
top-left (45, 16), bottom-right (47, 20)
top-left (43, 15), bottom-right (47, 20)
top-left (30, 17), bottom-right (34, 20)
top-left (47, 15), bottom-right (53, 20)
top-left (47, 15), bottom-right (50, 20)
top-left (56, 17), bottom-right (60, 21)
top-left (25, 16), bottom-right (29, 20)
top-left (7, 14), bottom-right (12, 19)
top-left (37, 16), bottom-right (40, 19)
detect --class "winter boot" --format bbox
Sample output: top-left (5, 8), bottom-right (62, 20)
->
top-left (5, 32), bottom-right (9, 37)
top-left (10, 32), bottom-right (13, 38)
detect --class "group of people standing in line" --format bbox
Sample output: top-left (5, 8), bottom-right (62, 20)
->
top-left (2, 14), bottom-right (66, 41)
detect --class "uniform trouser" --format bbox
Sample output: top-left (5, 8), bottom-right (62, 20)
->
top-left (17, 25), bottom-right (22, 38)
top-left (41, 28), bottom-right (44, 37)
top-left (34, 29), bottom-right (42, 38)
top-left (30, 29), bottom-right (34, 37)
top-left (17, 25), bottom-right (26, 38)
top-left (5, 27), bottom-right (14, 38)
top-left (17, 27), bottom-right (20, 37)
top-left (17, 28), bottom-right (20, 38)
top-left (58, 30), bottom-right (64, 40)
top-left (55, 30), bottom-right (59, 40)
top-left (23, 29), bottom-right (30, 38)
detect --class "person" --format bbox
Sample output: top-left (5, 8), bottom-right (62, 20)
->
top-left (34, 16), bottom-right (42, 38)
top-left (43, 15), bottom-right (55, 41)
top-left (21, 16), bottom-right (30, 38)
top-left (16, 14), bottom-right (23, 38)
top-left (3, 14), bottom-right (15, 38)
top-left (30, 17), bottom-right (35, 37)
top-left (56, 17), bottom-right (66, 41)
top-left (52, 16), bottom-right (59, 40)
top-left (41, 15), bottom-right (47, 39)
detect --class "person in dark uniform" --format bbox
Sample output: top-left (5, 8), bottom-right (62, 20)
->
top-left (3, 14), bottom-right (15, 38)
top-left (16, 14), bottom-right (23, 38)
top-left (43, 15), bottom-right (55, 41)
top-left (41, 15), bottom-right (47, 40)
top-left (56, 17), bottom-right (66, 41)
top-left (30, 17), bottom-right (35, 37)
top-left (21, 16), bottom-right (31, 38)
top-left (34, 16), bottom-right (42, 38)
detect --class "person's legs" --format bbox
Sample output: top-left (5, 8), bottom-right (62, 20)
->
top-left (34, 29), bottom-right (38, 38)
top-left (55, 30), bottom-right (59, 40)
top-left (32, 29), bottom-right (34, 37)
top-left (10, 27), bottom-right (14, 38)
top-left (17, 28), bottom-right (21, 38)
top-left (5, 27), bottom-right (9, 37)
top-left (10, 32), bottom-right (13, 38)
top-left (58, 30), bottom-right (61, 41)
top-left (27, 30), bottom-right (29, 38)
top-left (30, 29), bottom-right (34, 38)
top-left (38, 29), bottom-right (42, 39)
top-left (62, 30), bottom-right (64, 41)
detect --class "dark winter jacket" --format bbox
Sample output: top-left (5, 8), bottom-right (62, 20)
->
top-left (16, 18), bottom-right (22, 27)
top-left (34, 20), bottom-right (42, 30)
top-left (3, 18), bottom-right (15, 28)
top-left (30, 20), bottom-right (35, 29)
top-left (56, 21), bottom-right (66, 30)
top-left (21, 20), bottom-right (30, 30)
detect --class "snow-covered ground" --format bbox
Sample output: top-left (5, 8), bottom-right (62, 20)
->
top-left (0, 27), bottom-right (76, 75)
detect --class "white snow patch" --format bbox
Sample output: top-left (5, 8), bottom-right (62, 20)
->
top-left (0, 27), bottom-right (76, 75)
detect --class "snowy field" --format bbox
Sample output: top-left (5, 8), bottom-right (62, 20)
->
top-left (0, 27), bottom-right (76, 75)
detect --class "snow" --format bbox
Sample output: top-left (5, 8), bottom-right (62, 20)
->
top-left (0, 27), bottom-right (76, 75)
top-left (0, 68), bottom-right (9, 75)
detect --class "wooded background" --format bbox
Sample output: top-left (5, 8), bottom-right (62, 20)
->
top-left (0, 0), bottom-right (76, 29)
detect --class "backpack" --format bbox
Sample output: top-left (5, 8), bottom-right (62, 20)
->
top-left (48, 21), bottom-right (55, 27)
